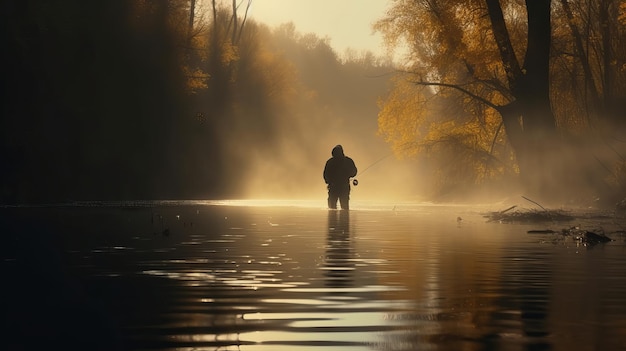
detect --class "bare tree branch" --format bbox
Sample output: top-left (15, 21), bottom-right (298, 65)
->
top-left (409, 79), bottom-right (503, 112)
top-left (236, 0), bottom-right (252, 44)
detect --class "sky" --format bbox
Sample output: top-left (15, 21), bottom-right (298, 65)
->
top-left (246, 0), bottom-right (392, 56)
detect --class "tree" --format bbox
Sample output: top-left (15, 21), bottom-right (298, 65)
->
top-left (376, 0), bottom-right (625, 202)
top-left (555, 0), bottom-right (626, 127)
top-left (376, 0), bottom-right (543, 197)
top-left (486, 0), bottom-right (557, 194)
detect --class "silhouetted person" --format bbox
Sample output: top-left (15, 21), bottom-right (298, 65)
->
top-left (323, 145), bottom-right (357, 210)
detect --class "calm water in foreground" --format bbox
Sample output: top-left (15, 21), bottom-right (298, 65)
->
top-left (3, 200), bottom-right (626, 351)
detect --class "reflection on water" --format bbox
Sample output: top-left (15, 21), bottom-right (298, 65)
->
top-left (3, 201), bottom-right (626, 350)
top-left (324, 210), bottom-right (354, 288)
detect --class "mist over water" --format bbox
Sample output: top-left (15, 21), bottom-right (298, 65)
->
top-left (243, 135), bottom-right (423, 202)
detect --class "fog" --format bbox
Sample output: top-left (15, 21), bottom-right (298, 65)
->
top-left (1, 2), bottom-right (424, 204)
top-left (176, 16), bottom-right (428, 203)
top-left (242, 118), bottom-right (424, 202)
top-left (233, 65), bottom-right (424, 201)
top-left (3, 2), bottom-right (624, 208)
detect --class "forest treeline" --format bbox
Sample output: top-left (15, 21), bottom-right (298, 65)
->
top-left (1, 0), bottom-right (393, 203)
top-left (3, 0), bottom-right (625, 205)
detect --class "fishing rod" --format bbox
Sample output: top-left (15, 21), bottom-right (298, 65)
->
top-left (351, 142), bottom-right (416, 187)
top-left (352, 152), bottom-right (394, 186)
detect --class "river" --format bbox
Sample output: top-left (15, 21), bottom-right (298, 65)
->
top-left (3, 200), bottom-right (626, 350)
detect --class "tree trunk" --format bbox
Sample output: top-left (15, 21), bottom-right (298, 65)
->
top-left (559, 0), bottom-right (601, 112)
top-left (520, 0), bottom-right (555, 136)
top-left (231, 0), bottom-right (238, 45)
top-left (188, 0), bottom-right (196, 35)
top-left (487, 0), bottom-right (558, 197)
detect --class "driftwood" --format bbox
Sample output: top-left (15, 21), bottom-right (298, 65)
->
top-left (527, 229), bottom-right (557, 234)
top-left (522, 196), bottom-right (546, 211)
top-left (484, 196), bottom-right (574, 223)
top-left (485, 207), bottom-right (574, 223)
top-left (485, 196), bottom-right (622, 246)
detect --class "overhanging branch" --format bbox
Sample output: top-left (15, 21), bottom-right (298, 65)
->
top-left (410, 79), bottom-right (502, 111)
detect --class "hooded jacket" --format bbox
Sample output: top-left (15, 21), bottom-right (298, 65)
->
top-left (323, 145), bottom-right (357, 190)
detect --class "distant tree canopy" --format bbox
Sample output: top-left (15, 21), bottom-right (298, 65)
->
top-left (186, 6), bottom-right (396, 198)
top-left (376, 0), bottom-right (626, 204)
top-left (1, 0), bottom-right (394, 203)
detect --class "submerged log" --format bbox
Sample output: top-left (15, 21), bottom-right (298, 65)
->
top-left (580, 231), bottom-right (613, 245)
top-left (561, 227), bottom-right (613, 245)
top-left (527, 226), bottom-right (614, 246)
top-left (527, 229), bottom-right (557, 234)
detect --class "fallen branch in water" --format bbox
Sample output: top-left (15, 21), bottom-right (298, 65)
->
top-left (500, 205), bottom-right (517, 214)
top-left (484, 207), bottom-right (574, 223)
top-left (485, 195), bottom-right (574, 223)
top-left (522, 196), bottom-right (547, 211)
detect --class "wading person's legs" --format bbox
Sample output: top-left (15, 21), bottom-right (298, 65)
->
top-left (339, 192), bottom-right (350, 210)
top-left (328, 189), bottom-right (339, 209)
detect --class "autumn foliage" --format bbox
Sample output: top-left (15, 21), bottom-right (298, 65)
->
top-left (376, 0), bottom-right (626, 204)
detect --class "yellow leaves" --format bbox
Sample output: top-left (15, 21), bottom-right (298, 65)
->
top-left (253, 46), bottom-right (298, 107)
top-left (191, 33), bottom-right (209, 62)
top-left (220, 41), bottom-right (239, 66)
top-left (183, 66), bottom-right (209, 92)
top-left (375, 0), bottom-right (525, 189)
top-left (377, 76), bottom-right (428, 155)
top-left (377, 67), bottom-right (514, 187)
top-left (607, 160), bottom-right (626, 189)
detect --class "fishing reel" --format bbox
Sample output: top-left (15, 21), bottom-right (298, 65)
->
top-left (352, 179), bottom-right (359, 186)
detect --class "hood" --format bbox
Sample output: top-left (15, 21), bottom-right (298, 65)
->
top-left (331, 145), bottom-right (344, 157)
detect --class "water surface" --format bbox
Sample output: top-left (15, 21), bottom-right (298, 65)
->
top-left (3, 200), bottom-right (626, 350)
